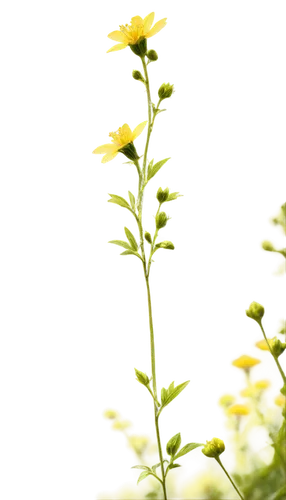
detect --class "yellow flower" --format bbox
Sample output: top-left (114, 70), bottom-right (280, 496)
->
top-left (126, 432), bottom-right (157, 465)
top-left (232, 355), bottom-right (261, 371)
top-left (240, 386), bottom-right (257, 398)
top-left (255, 339), bottom-right (270, 351)
top-left (226, 403), bottom-right (250, 422)
top-left (249, 376), bottom-right (274, 401)
top-left (241, 380), bottom-right (270, 398)
top-left (101, 406), bottom-right (123, 423)
top-left (107, 12), bottom-right (167, 53)
top-left (93, 121), bottom-right (147, 163)
top-left (274, 394), bottom-right (286, 407)
top-left (218, 394), bottom-right (235, 408)
top-left (112, 419), bottom-right (132, 431)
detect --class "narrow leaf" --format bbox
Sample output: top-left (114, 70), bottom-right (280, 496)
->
top-left (147, 155), bottom-right (172, 184)
top-left (137, 471), bottom-right (151, 484)
top-left (124, 227), bottom-right (138, 251)
top-left (168, 463), bottom-right (181, 470)
top-left (135, 368), bottom-right (149, 386)
top-left (120, 250), bottom-right (143, 262)
top-left (109, 240), bottom-right (132, 250)
top-left (166, 433), bottom-right (181, 457)
top-left (162, 381), bottom-right (190, 409)
top-left (108, 194), bottom-right (131, 210)
top-left (155, 241), bottom-right (175, 250)
top-left (161, 387), bottom-right (167, 405)
top-left (166, 192), bottom-right (182, 202)
top-left (132, 465), bottom-right (151, 471)
top-left (174, 442), bottom-right (203, 460)
top-left (128, 191), bottom-right (136, 211)
top-left (151, 460), bottom-right (169, 473)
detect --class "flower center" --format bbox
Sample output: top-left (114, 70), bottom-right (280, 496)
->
top-left (109, 127), bottom-right (130, 148)
top-left (119, 22), bottom-right (144, 44)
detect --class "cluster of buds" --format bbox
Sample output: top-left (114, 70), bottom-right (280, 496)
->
top-left (158, 83), bottom-right (174, 100)
top-left (156, 187), bottom-right (169, 203)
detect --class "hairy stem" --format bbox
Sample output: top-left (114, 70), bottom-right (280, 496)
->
top-left (134, 54), bottom-right (168, 499)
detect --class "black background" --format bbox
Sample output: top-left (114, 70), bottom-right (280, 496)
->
top-left (86, 7), bottom-right (286, 494)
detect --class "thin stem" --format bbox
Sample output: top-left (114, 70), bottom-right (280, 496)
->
top-left (259, 322), bottom-right (286, 387)
top-left (145, 273), bottom-right (167, 498)
top-left (216, 457), bottom-right (245, 500)
top-left (132, 54), bottom-right (168, 500)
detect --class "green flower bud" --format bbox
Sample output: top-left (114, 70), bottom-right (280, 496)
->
top-left (156, 187), bottom-right (169, 204)
top-left (155, 241), bottom-right (175, 250)
top-left (147, 49), bottom-right (158, 61)
top-left (156, 212), bottom-right (168, 230)
top-left (166, 433), bottom-right (181, 457)
top-left (129, 38), bottom-right (147, 57)
top-left (132, 70), bottom-right (145, 83)
top-left (158, 83), bottom-right (174, 100)
top-left (246, 301), bottom-right (265, 324)
top-left (144, 231), bottom-right (152, 244)
top-left (134, 368), bottom-right (150, 386)
top-left (202, 438), bottom-right (225, 458)
top-left (269, 337), bottom-right (286, 358)
top-left (118, 142), bottom-right (139, 161)
top-left (262, 240), bottom-right (275, 252)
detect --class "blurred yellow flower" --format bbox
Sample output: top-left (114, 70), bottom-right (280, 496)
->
top-left (110, 418), bottom-right (134, 436)
top-left (232, 355), bottom-right (261, 371)
top-left (255, 339), bottom-right (270, 351)
top-left (218, 394), bottom-right (235, 407)
top-left (93, 121), bottom-right (147, 163)
top-left (125, 432), bottom-right (157, 465)
top-left (226, 403), bottom-right (250, 422)
top-left (107, 13), bottom-right (167, 53)
top-left (240, 386), bottom-right (257, 398)
top-left (101, 406), bottom-right (123, 422)
top-left (274, 395), bottom-right (286, 407)
top-left (249, 376), bottom-right (275, 401)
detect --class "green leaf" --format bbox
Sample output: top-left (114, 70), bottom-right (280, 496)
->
top-left (174, 442), bottom-right (203, 460)
top-left (166, 189), bottom-right (185, 203)
top-left (128, 191), bottom-right (136, 211)
top-left (132, 465), bottom-right (151, 471)
top-left (159, 379), bottom-right (192, 415)
top-left (168, 463), bottom-right (181, 470)
top-left (124, 227), bottom-right (138, 251)
top-left (137, 471), bottom-right (151, 484)
top-left (151, 460), bottom-right (169, 473)
top-left (108, 194), bottom-right (132, 211)
top-left (109, 240), bottom-right (132, 250)
top-left (145, 231), bottom-right (152, 244)
top-left (147, 154), bottom-right (173, 184)
top-left (120, 250), bottom-right (143, 262)
top-left (166, 433), bottom-right (181, 457)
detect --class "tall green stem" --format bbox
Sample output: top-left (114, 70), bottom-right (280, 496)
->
top-left (133, 55), bottom-right (168, 499)
top-left (216, 457), bottom-right (245, 500)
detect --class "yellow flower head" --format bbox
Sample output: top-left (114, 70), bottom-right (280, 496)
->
top-left (93, 121), bottom-right (147, 163)
top-left (274, 394), bottom-right (286, 407)
top-left (107, 13), bottom-right (167, 53)
top-left (227, 404), bottom-right (250, 416)
top-left (241, 380), bottom-right (270, 398)
top-left (218, 394), bottom-right (235, 408)
top-left (255, 339), bottom-right (270, 351)
top-left (240, 386), bottom-right (257, 398)
top-left (232, 355), bottom-right (261, 371)
top-left (101, 406), bottom-right (123, 423)
top-left (249, 376), bottom-right (274, 401)
top-left (126, 432), bottom-right (157, 464)
top-left (110, 418), bottom-right (134, 436)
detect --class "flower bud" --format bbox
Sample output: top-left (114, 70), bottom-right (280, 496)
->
top-left (158, 83), bottom-right (174, 100)
top-left (132, 70), bottom-right (145, 83)
top-left (269, 337), bottom-right (286, 358)
top-left (155, 241), bottom-right (175, 250)
top-left (129, 38), bottom-right (147, 57)
top-left (202, 438), bottom-right (225, 458)
top-left (156, 212), bottom-right (168, 230)
top-left (246, 301), bottom-right (265, 323)
top-left (110, 418), bottom-right (135, 436)
top-left (156, 187), bottom-right (169, 204)
top-left (147, 49), bottom-right (158, 61)
top-left (101, 406), bottom-right (123, 423)
top-left (262, 240), bottom-right (275, 252)
top-left (144, 231), bottom-right (152, 244)
top-left (118, 142), bottom-right (139, 161)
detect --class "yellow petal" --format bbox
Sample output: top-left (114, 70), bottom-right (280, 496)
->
top-left (131, 16), bottom-right (144, 26)
top-left (121, 123), bottom-right (133, 143)
top-left (145, 18), bottom-right (167, 38)
top-left (104, 42), bottom-right (127, 56)
top-left (132, 121), bottom-right (147, 140)
top-left (98, 153), bottom-right (120, 167)
top-left (107, 30), bottom-right (127, 43)
top-left (143, 12), bottom-right (155, 34)
top-left (93, 144), bottom-right (117, 154)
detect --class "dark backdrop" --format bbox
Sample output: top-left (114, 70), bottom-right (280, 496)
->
top-left (85, 7), bottom-right (286, 492)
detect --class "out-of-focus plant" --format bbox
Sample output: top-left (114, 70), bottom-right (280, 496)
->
top-left (92, 10), bottom-right (286, 500)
